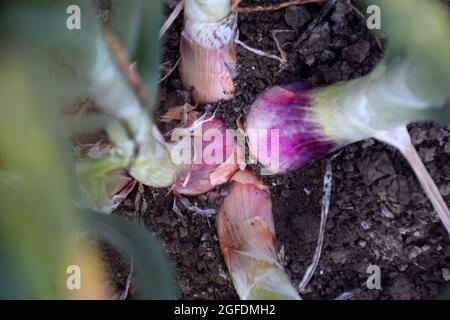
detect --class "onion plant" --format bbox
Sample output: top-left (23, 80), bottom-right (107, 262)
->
top-left (169, 114), bottom-right (239, 195)
top-left (180, 0), bottom-right (238, 104)
top-left (246, 1), bottom-right (450, 234)
top-left (9, 0), bottom-right (177, 211)
top-left (217, 171), bottom-right (301, 300)
top-left (0, 0), bottom-right (175, 299)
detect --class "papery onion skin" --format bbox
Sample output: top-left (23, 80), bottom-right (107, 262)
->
top-left (180, 7), bottom-right (237, 104)
top-left (246, 83), bottom-right (338, 175)
top-left (171, 116), bottom-right (237, 196)
top-left (217, 171), bottom-right (301, 300)
top-left (180, 35), bottom-right (236, 104)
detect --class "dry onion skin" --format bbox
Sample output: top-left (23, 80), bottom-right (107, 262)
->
top-left (217, 170), bottom-right (301, 300)
top-left (180, 0), bottom-right (237, 104)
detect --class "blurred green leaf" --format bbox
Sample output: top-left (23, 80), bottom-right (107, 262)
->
top-left (374, 0), bottom-right (450, 98)
top-left (0, 56), bottom-right (82, 299)
top-left (108, 0), bottom-right (146, 56)
top-left (0, 0), bottom-right (175, 299)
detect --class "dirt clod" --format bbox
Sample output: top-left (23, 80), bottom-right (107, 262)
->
top-left (284, 5), bottom-right (311, 30)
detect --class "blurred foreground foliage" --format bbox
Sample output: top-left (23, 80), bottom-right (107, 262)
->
top-left (362, 0), bottom-right (450, 123)
top-left (0, 0), bottom-right (175, 299)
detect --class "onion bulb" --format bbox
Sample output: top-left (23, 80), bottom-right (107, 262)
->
top-left (246, 57), bottom-right (450, 235)
top-left (170, 115), bottom-right (238, 195)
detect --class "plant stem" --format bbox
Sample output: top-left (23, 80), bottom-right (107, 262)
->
top-left (103, 29), bottom-right (150, 106)
top-left (402, 143), bottom-right (450, 234)
top-left (299, 160), bottom-right (332, 290)
top-left (160, 0), bottom-right (185, 39)
top-left (313, 57), bottom-right (448, 145)
top-left (83, 29), bottom-right (175, 187)
top-left (374, 126), bottom-right (450, 236)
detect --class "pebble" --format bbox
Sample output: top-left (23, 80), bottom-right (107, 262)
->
top-left (398, 264), bottom-right (408, 272)
top-left (439, 183), bottom-right (450, 196)
top-left (380, 205), bottom-right (395, 219)
top-left (361, 221), bottom-right (371, 230)
top-left (442, 268), bottom-right (450, 281)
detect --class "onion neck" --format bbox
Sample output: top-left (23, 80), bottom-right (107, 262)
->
top-left (185, 0), bottom-right (232, 23)
top-left (88, 35), bottom-right (175, 187)
top-left (309, 58), bottom-right (450, 235)
top-left (311, 56), bottom-right (448, 146)
top-left (183, 0), bottom-right (237, 50)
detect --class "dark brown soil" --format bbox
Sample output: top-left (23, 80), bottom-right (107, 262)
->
top-left (106, 0), bottom-right (450, 300)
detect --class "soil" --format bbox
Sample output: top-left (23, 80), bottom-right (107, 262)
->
top-left (104, 0), bottom-right (450, 300)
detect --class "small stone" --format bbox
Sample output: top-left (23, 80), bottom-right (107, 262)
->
top-left (439, 183), bottom-right (450, 196)
top-left (442, 268), bottom-right (450, 281)
top-left (398, 264), bottom-right (408, 272)
top-left (413, 230), bottom-right (423, 238)
top-left (380, 204), bottom-right (395, 219)
top-left (361, 221), bottom-right (371, 230)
